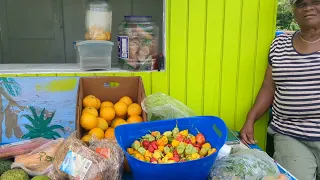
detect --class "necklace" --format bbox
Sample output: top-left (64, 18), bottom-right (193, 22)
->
top-left (299, 31), bottom-right (320, 44)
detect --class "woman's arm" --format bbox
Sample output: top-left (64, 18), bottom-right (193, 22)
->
top-left (240, 65), bottom-right (275, 144)
top-left (247, 65), bottom-right (275, 123)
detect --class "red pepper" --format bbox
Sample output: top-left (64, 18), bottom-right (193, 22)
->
top-left (169, 157), bottom-right (180, 162)
top-left (196, 133), bottom-right (206, 145)
top-left (173, 149), bottom-right (179, 156)
top-left (173, 154), bottom-right (180, 159)
top-left (150, 158), bottom-right (158, 162)
top-left (167, 144), bottom-right (172, 148)
top-left (184, 139), bottom-right (192, 144)
top-left (193, 143), bottom-right (202, 148)
top-left (148, 146), bottom-right (155, 153)
top-left (180, 159), bottom-right (186, 162)
top-left (151, 141), bottom-right (158, 150)
top-left (142, 140), bottom-right (150, 149)
top-left (176, 134), bottom-right (185, 142)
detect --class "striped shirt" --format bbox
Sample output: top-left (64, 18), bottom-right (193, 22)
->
top-left (269, 32), bottom-right (320, 141)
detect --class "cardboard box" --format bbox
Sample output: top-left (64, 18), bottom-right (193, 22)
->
top-left (76, 76), bottom-right (147, 139)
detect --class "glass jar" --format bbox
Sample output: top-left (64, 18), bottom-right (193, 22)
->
top-left (85, 0), bottom-right (112, 41)
top-left (117, 16), bottom-right (159, 71)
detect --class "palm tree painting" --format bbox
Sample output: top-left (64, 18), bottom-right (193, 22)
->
top-left (21, 106), bottom-right (65, 139)
top-left (0, 77), bottom-right (24, 142)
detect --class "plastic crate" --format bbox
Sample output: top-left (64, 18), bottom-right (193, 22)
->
top-left (76, 40), bottom-right (114, 71)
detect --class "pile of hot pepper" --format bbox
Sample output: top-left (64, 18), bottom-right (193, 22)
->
top-left (126, 123), bottom-right (217, 164)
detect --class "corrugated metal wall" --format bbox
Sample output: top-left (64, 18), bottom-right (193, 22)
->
top-left (0, 0), bottom-right (278, 148)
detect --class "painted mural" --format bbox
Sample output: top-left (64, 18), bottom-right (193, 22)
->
top-left (0, 77), bottom-right (79, 145)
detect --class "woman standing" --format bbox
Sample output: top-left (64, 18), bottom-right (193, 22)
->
top-left (240, 0), bottom-right (320, 179)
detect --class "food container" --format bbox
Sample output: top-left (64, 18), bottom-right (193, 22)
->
top-left (85, 0), bottom-right (112, 41)
top-left (117, 16), bottom-right (159, 71)
top-left (115, 116), bottom-right (228, 180)
top-left (76, 40), bottom-right (114, 71)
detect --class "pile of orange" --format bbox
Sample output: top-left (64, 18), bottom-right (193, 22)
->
top-left (80, 95), bottom-right (143, 144)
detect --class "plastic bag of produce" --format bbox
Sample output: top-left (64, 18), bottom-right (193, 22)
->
top-left (47, 132), bottom-right (110, 180)
top-left (209, 149), bottom-right (281, 180)
top-left (11, 138), bottom-right (64, 176)
top-left (88, 137), bottom-right (124, 180)
top-left (0, 138), bottom-right (51, 159)
top-left (141, 93), bottom-right (196, 121)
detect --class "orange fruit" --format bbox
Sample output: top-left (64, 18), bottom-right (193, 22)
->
top-left (119, 96), bottom-right (133, 106)
top-left (82, 107), bottom-right (98, 117)
top-left (105, 128), bottom-right (115, 139)
top-left (111, 118), bottom-right (128, 128)
top-left (114, 102), bottom-right (128, 117)
top-left (127, 103), bottom-right (142, 117)
top-left (83, 95), bottom-right (99, 109)
top-left (88, 127), bottom-right (105, 140)
top-left (127, 115), bottom-right (143, 124)
top-left (100, 101), bottom-right (114, 109)
top-left (96, 98), bottom-right (101, 109)
top-left (81, 134), bottom-right (92, 143)
top-left (96, 117), bottom-right (109, 131)
top-left (100, 107), bottom-right (116, 121)
top-left (80, 112), bottom-right (98, 130)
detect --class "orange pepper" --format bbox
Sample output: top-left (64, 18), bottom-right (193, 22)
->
top-left (158, 145), bottom-right (164, 152)
top-left (156, 136), bottom-right (168, 146)
top-left (127, 148), bottom-right (135, 155)
top-left (202, 143), bottom-right (211, 149)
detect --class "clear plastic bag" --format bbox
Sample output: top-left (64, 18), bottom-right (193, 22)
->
top-left (209, 149), bottom-right (281, 180)
top-left (48, 132), bottom-right (111, 180)
top-left (88, 137), bottom-right (124, 180)
top-left (11, 138), bottom-right (64, 176)
top-left (141, 93), bottom-right (196, 121)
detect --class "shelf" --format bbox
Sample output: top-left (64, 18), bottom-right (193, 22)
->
top-left (0, 63), bottom-right (165, 77)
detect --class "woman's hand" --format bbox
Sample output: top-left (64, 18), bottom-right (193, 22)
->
top-left (240, 121), bottom-right (256, 145)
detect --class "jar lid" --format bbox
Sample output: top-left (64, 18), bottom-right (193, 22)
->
top-left (124, 16), bottom-right (152, 22)
top-left (76, 40), bottom-right (114, 46)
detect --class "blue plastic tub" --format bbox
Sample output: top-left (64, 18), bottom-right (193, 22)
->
top-left (115, 116), bottom-right (228, 180)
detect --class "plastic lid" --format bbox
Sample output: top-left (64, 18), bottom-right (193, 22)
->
top-left (124, 16), bottom-right (152, 21)
top-left (76, 40), bottom-right (114, 46)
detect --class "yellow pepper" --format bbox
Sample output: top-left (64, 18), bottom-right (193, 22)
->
top-left (156, 136), bottom-right (168, 146)
top-left (133, 150), bottom-right (140, 155)
top-left (179, 129), bottom-right (189, 137)
top-left (153, 150), bottom-right (162, 160)
top-left (202, 143), bottom-right (211, 149)
top-left (158, 145), bottom-right (164, 152)
top-left (164, 152), bottom-right (173, 159)
top-left (144, 150), bottom-right (153, 159)
top-left (158, 158), bottom-right (164, 164)
top-left (145, 156), bottom-right (151, 162)
top-left (167, 160), bottom-right (176, 163)
top-left (191, 153), bottom-right (201, 160)
top-left (190, 136), bottom-right (196, 144)
top-left (172, 139), bottom-right (180, 147)
top-left (127, 148), bottom-right (135, 155)
top-left (162, 157), bottom-right (169, 163)
top-left (135, 153), bottom-right (145, 161)
top-left (208, 148), bottom-right (217, 156)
